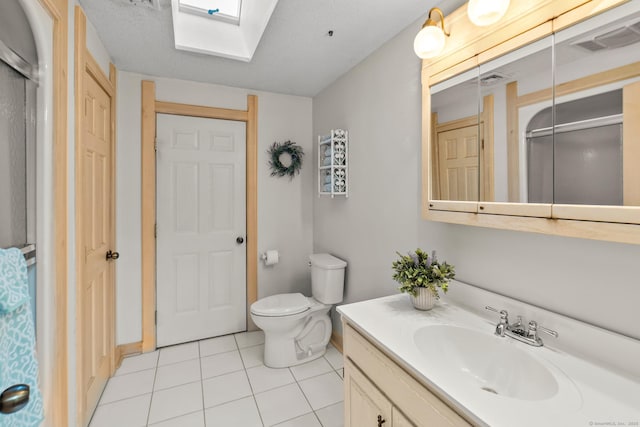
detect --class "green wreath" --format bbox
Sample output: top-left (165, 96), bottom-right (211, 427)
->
top-left (267, 141), bottom-right (304, 178)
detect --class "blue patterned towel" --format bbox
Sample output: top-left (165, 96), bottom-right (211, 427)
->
top-left (0, 248), bottom-right (44, 426)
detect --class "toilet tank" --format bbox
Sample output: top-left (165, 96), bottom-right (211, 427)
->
top-left (309, 253), bottom-right (347, 304)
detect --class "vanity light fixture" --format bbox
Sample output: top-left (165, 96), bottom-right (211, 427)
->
top-left (414, 7), bottom-right (450, 59)
top-left (467, 0), bottom-right (510, 27)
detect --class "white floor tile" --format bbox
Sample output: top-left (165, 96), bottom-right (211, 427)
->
top-left (254, 384), bottom-right (312, 426)
top-left (202, 370), bottom-right (252, 408)
top-left (246, 365), bottom-right (295, 394)
top-left (298, 372), bottom-right (344, 411)
top-left (315, 402), bottom-right (344, 427)
top-left (149, 410), bottom-right (205, 427)
top-left (323, 345), bottom-right (343, 371)
top-left (95, 335), bottom-right (346, 427)
top-left (289, 358), bottom-right (333, 382)
top-left (100, 369), bottom-right (156, 405)
top-left (240, 344), bottom-right (264, 368)
top-left (234, 330), bottom-right (265, 348)
top-left (148, 382), bottom-right (203, 424)
top-left (199, 335), bottom-right (237, 357)
top-left (154, 359), bottom-right (201, 391)
top-left (204, 396), bottom-right (263, 427)
top-left (115, 351), bottom-right (159, 376)
top-left (158, 342), bottom-right (199, 366)
top-left (274, 412), bottom-right (321, 427)
top-left (201, 350), bottom-right (243, 379)
top-left (89, 393), bottom-right (151, 427)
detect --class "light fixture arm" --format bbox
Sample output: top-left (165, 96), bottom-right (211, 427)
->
top-left (423, 7), bottom-right (450, 37)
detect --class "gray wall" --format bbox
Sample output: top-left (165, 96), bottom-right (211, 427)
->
top-left (313, 15), bottom-right (640, 340)
top-left (0, 0), bottom-right (38, 66)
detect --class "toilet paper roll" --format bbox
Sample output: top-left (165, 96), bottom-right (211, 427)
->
top-left (263, 250), bottom-right (279, 266)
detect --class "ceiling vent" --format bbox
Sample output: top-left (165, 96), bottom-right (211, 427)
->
top-left (572, 20), bottom-right (640, 51)
top-left (480, 72), bottom-right (508, 86)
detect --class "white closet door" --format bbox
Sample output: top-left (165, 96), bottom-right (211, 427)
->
top-left (156, 113), bottom-right (246, 347)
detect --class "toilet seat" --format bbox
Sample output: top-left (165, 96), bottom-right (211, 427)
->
top-left (250, 293), bottom-right (310, 317)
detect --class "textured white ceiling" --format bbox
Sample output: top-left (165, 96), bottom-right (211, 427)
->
top-left (80, 0), bottom-right (465, 96)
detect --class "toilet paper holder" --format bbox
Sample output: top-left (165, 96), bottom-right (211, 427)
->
top-left (261, 250), bottom-right (280, 265)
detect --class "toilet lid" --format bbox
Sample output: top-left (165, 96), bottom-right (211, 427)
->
top-left (251, 293), bottom-right (310, 317)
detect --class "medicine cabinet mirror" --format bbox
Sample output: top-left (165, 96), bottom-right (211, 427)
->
top-left (423, 0), bottom-right (640, 244)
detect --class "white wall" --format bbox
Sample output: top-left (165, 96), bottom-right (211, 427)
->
top-left (312, 15), bottom-right (640, 340)
top-left (116, 72), bottom-right (313, 345)
top-left (313, 18), bottom-right (423, 331)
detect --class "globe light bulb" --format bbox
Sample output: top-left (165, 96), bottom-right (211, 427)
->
top-left (414, 25), bottom-right (446, 59)
top-left (467, 0), bottom-right (510, 27)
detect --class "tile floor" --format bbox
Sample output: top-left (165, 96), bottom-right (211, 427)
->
top-left (90, 331), bottom-right (345, 427)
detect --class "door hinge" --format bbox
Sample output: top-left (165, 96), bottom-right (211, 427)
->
top-left (155, 310), bottom-right (157, 325)
top-left (154, 224), bottom-right (158, 238)
top-left (154, 138), bottom-right (158, 152)
top-left (481, 139), bottom-right (485, 150)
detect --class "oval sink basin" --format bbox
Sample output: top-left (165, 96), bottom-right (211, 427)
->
top-left (414, 325), bottom-right (559, 401)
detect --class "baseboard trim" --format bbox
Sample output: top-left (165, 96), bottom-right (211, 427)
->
top-left (330, 330), bottom-right (343, 354)
top-left (115, 341), bottom-right (143, 370)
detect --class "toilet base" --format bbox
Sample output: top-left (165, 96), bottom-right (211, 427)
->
top-left (261, 310), bottom-right (333, 368)
top-left (264, 338), bottom-right (327, 368)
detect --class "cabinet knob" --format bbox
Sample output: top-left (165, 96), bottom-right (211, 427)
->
top-left (377, 415), bottom-right (386, 427)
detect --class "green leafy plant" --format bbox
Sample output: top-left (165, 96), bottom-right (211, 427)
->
top-left (392, 249), bottom-right (455, 298)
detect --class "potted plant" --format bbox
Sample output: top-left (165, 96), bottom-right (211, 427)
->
top-left (392, 249), bottom-right (455, 310)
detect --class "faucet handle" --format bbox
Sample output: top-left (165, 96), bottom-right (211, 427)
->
top-left (527, 321), bottom-right (558, 339)
top-left (485, 306), bottom-right (508, 320)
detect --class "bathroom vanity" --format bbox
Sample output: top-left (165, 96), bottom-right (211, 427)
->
top-left (342, 322), bottom-right (471, 426)
top-left (338, 282), bottom-right (640, 427)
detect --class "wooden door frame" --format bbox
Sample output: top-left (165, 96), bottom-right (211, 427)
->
top-left (33, 0), bottom-right (69, 425)
top-left (74, 6), bottom-right (117, 424)
top-left (140, 81), bottom-right (258, 352)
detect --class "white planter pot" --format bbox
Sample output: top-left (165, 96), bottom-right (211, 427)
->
top-left (411, 287), bottom-right (437, 310)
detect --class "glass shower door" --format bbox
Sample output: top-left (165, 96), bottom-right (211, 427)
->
top-left (0, 59), bottom-right (37, 320)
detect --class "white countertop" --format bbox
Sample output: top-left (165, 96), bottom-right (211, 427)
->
top-left (338, 294), bottom-right (640, 427)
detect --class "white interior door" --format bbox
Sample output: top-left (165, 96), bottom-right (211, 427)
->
top-left (156, 114), bottom-right (246, 347)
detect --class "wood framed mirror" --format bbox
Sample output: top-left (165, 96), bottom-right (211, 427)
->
top-left (421, 0), bottom-right (640, 244)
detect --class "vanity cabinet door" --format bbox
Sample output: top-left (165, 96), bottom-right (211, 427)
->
top-left (345, 359), bottom-right (392, 427)
top-left (392, 408), bottom-right (416, 427)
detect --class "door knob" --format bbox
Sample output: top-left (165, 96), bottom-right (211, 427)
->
top-left (236, 236), bottom-right (244, 244)
top-left (377, 415), bottom-right (386, 427)
top-left (0, 384), bottom-right (30, 414)
top-left (106, 250), bottom-right (120, 260)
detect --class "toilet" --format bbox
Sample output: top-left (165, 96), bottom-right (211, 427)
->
top-left (250, 253), bottom-right (347, 368)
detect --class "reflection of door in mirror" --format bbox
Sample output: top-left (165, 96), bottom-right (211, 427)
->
top-left (430, 69), bottom-right (487, 202)
top-left (435, 118), bottom-right (479, 201)
top-left (432, 101), bottom-right (493, 201)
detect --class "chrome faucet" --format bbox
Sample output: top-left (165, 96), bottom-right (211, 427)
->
top-left (485, 306), bottom-right (558, 347)
top-left (485, 306), bottom-right (509, 336)
top-left (525, 320), bottom-right (559, 346)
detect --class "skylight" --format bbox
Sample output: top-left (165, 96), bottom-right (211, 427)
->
top-left (179, 0), bottom-right (242, 25)
top-left (171, 0), bottom-right (279, 62)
